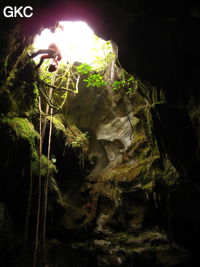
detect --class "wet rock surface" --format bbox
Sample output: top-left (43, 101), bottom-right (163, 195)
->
top-left (0, 1), bottom-right (200, 266)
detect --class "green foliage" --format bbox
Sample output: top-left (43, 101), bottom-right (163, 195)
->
top-left (76, 62), bottom-right (107, 88)
top-left (83, 73), bottom-right (106, 88)
top-left (112, 72), bottom-right (138, 94)
top-left (1, 117), bottom-right (39, 147)
top-left (0, 89), bottom-right (18, 115)
top-left (70, 131), bottom-right (89, 149)
top-left (34, 36), bottom-right (114, 109)
top-left (112, 80), bottom-right (125, 91)
top-left (65, 123), bottom-right (89, 153)
top-left (40, 62), bottom-right (54, 84)
top-left (47, 115), bottom-right (66, 133)
top-left (90, 37), bottom-right (114, 71)
top-left (76, 63), bottom-right (93, 75)
top-left (31, 150), bottom-right (57, 177)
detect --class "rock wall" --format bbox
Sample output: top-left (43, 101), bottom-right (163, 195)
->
top-left (0, 1), bottom-right (200, 266)
top-left (48, 73), bottom-right (198, 267)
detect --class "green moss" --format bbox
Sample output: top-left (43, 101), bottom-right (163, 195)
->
top-left (87, 154), bottom-right (161, 205)
top-left (47, 115), bottom-right (89, 153)
top-left (14, 81), bottom-right (39, 115)
top-left (0, 117), bottom-right (38, 147)
top-left (0, 43), bottom-right (39, 117)
top-left (0, 116), bottom-right (58, 180)
top-left (87, 159), bottom-right (146, 205)
top-left (126, 134), bottom-right (148, 159)
top-left (91, 181), bottom-right (122, 206)
top-left (0, 78), bottom-right (39, 117)
top-left (65, 123), bottom-right (89, 152)
top-left (130, 134), bottom-right (147, 149)
top-left (162, 159), bottom-right (181, 186)
top-left (142, 180), bottom-right (154, 190)
top-left (0, 89), bottom-right (18, 115)
top-left (102, 158), bottom-right (150, 182)
top-left (31, 150), bottom-right (57, 177)
top-left (48, 115), bottom-right (66, 133)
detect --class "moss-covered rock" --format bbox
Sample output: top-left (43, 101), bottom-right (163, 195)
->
top-left (0, 7), bottom-right (200, 266)
top-left (0, 116), bottom-right (38, 145)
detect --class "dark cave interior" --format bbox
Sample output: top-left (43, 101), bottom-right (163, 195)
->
top-left (0, 1), bottom-right (200, 267)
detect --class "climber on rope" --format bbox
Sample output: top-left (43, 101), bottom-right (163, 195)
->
top-left (30, 43), bottom-right (62, 72)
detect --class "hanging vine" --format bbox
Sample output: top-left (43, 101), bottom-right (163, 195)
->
top-left (29, 38), bottom-right (116, 266)
top-left (33, 96), bottom-right (42, 267)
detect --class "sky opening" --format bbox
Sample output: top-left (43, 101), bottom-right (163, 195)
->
top-left (33, 21), bottom-right (113, 68)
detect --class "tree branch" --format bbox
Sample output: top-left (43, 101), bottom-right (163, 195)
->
top-left (40, 80), bottom-right (76, 93)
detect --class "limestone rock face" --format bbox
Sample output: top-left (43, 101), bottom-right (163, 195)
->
top-left (0, 1), bottom-right (200, 266)
top-left (56, 79), bottom-right (197, 266)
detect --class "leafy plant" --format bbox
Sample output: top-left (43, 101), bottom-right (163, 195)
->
top-left (76, 63), bottom-right (93, 75)
top-left (83, 73), bottom-right (106, 88)
top-left (112, 72), bottom-right (138, 94)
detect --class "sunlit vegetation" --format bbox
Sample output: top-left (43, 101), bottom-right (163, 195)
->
top-left (28, 21), bottom-right (142, 266)
top-left (32, 21), bottom-right (115, 113)
top-left (30, 21), bottom-right (116, 266)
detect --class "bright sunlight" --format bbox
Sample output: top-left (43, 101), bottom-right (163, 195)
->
top-left (33, 21), bottom-right (113, 68)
